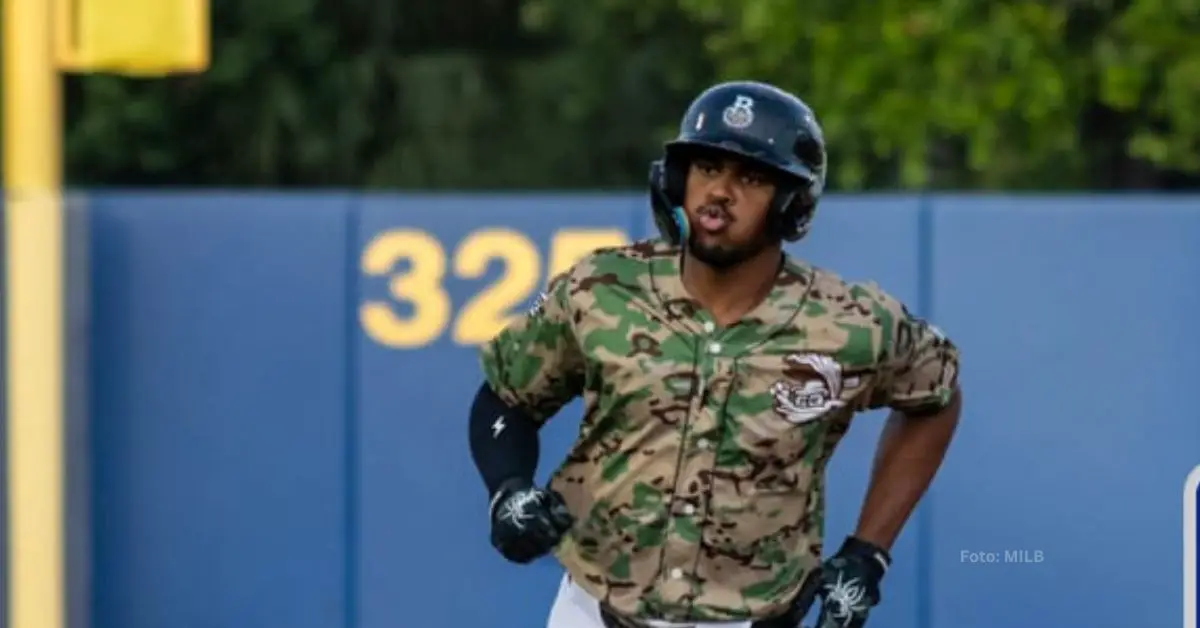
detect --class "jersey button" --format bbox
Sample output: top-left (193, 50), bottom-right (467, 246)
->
top-left (707, 342), bottom-right (721, 355)
top-left (702, 321), bottom-right (715, 333)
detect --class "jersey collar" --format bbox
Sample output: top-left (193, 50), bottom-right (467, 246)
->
top-left (645, 240), bottom-right (814, 342)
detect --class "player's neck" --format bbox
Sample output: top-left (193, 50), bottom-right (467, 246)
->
top-left (681, 246), bottom-right (783, 327)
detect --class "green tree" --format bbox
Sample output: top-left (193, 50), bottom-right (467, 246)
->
top-left (62, 0), bottom-right (716, 189)
top-left (676, 0), bottom-right (1200, 190)
top-left (60, 0), bottom-right (1199, 190)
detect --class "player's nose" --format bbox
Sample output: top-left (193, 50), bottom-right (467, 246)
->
top-left (705, 175), bottom-right (734, 205)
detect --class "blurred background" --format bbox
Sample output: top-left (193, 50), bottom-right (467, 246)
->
top-left (2, 1), bottom-right (1199, 628)
top-left (53, 0), bottom-right (1200, 190)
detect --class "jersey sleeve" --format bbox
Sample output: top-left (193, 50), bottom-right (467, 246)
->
top-left (866, 287), bottom-right (960, 414)
top-left (478, 268), bottom-right (586, 424)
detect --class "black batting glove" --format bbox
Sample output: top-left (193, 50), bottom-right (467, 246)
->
top-left (488, 477), bottom-right (574, 564)
top-left (814, 536), bottom-right (891, 628)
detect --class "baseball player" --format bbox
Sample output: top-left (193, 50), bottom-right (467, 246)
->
top-left (468, 80), bottom-right (962, 628)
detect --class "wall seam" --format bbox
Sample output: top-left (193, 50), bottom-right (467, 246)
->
top-left (342, 197), bottom-right (362, 628)
top-left (915, 194), bottom-right (935, 628)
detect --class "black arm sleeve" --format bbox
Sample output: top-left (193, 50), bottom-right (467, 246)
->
top-left (468, 383), bottom-right (540, 497)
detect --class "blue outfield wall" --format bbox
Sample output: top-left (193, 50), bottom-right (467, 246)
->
top-left (81, 192), bottom-right (1200, 628)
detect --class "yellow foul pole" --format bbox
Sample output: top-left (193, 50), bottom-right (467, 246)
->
top-left (3, 0), bottom-right (66, 628)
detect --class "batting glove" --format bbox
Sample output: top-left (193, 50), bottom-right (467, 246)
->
top-left (814, 536), bottom-right (891, 628)
top-left (488, 477), bottom-right (574, 564)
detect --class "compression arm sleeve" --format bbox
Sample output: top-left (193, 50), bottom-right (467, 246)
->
top-left (468, 383), bottom-right (540, 497)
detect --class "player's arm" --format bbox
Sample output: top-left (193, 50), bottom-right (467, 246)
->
top-left (854, 295), bottom-right (962, 551)
top-left (468, 269), bottom-right (585, 498)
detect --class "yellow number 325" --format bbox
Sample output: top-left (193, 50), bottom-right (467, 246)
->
top-left (359, 227), bottom-right (628, 348)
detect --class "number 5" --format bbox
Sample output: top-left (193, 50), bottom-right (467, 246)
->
top-left (547, 229), bottom-right (629, 280)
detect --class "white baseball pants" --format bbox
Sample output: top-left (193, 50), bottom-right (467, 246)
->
top-left (546, 573), bottom-right (754, 628)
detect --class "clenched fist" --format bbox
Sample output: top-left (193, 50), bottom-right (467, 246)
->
top-left (488, 478), bottom-right (574, 564)
top-left (814, 536), bottom-right (891, 628)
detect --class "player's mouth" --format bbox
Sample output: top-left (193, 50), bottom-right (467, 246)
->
top-left (696, 205), bottom-right (731, 233)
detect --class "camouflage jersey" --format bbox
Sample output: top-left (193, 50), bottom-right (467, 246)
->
top-left (479, 238), bottom-right (959, 623)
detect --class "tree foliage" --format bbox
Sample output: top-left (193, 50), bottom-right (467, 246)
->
top-left (676, 0), bottom-right (1200, 189)
top-left (58, 0), bottom-right (1199, 190)
top-left (62, 0), bottom-right (708, 189)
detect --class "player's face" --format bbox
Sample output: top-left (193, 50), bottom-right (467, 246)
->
top-left (682, 153), bottom-right (778, 269)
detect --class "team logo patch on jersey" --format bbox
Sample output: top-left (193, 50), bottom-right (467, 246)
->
top-left (1186, 464), bottom-right (1199, 628)
top-left (770, 353), bottom-right (846, 424)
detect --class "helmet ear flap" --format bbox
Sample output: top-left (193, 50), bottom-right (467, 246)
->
top-left (649, 155), bottom-right (695, 245)
top-left (649, 159), bottom-right (684, 244)
top-left (773, 188), bottom-right (817, 242)
top-left (762, 174), bottom-right (819, 243)
top-left (660, 154), bottom-right (688, 207)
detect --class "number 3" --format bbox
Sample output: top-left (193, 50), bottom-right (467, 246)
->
top-left (360, 230), bottom-right (452, 348)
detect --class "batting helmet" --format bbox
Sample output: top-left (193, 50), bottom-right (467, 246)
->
top-left (649, 81), bottom-right (827, 244)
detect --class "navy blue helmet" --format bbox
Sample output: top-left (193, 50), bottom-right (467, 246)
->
top-left (649, 81), bottom-right (827, 244)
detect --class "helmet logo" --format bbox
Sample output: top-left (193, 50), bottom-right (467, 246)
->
top-left (722, 95), bottom-right (755, 129)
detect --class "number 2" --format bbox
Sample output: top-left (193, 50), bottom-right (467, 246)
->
top-left (452, 229), bottom-right (539, 345)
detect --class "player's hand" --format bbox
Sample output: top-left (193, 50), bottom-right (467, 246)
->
top-left (813, 536), bottom-right (890, 628)
top-left (488, 477), bottom-right (574, 564)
